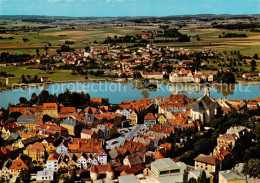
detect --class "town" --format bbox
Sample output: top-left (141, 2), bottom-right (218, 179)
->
top-left (0, 87), bottom-right (259, 182)
top-left (0, 1), bottom-right (260, 183)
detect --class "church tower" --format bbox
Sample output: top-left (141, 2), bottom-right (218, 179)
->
top-left (204, 86), bottom-right (210, 97)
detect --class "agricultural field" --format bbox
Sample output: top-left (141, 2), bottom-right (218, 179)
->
top-left (0, 21), bottom-right (260, 56)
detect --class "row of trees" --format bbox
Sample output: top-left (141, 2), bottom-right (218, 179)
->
top-left (0, 52), bottom-right (32, 63)
top-left (21, 74), bottom-right (41, 84)
top-left (24, 89), bottom-right (91, 108)
top-left (0, 71), bottom-right (15, 78)
top-left (214, 71), bottom-right (236, 84)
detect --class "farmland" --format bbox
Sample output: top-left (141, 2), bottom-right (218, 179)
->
top-left (0, 20), bottom-right (260, 56)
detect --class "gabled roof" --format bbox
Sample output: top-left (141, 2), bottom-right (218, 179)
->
top-left (192, 95), bottom-right (216, 112)
top-left (144, 113), bottom-right (156, 120)
top-left (90, 164), bottom-right (113, 173)
top-left (194, 154), bottom-right (221, 165)
top-left (10, 157), bottom-right (27, 170)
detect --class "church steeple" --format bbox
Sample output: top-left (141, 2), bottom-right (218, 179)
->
top-left (204, 86), bottom-right (210, 97)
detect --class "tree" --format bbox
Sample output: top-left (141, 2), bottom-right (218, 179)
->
top-left (160, 25), bottom-right (170, 36)
top-left (250, 60), bottom-right (256, 67)
top-left (189, 177), bottom-right (197, 183)
top-left (36, 48), bottom-right (39, 56)
top-left (9, 112), bottom-right (22, 121)
top-left (253, 53), bottom-right (258, 60)
top-left (70, 169), bottom-right (78, 182)
top-left (141, 90), bottom-right (149, 98)
top-left (22, 37), bottom-right (29, 43)
top-left (20, 168), bottom-right (31, 183)
top-left (19, 97), bottom-right (28, 105)
top-left (242, 159), bottom-right (260, 178)
top-left (183, 169), bottom-right (188, 183)
top-left (198, 170), bottom-right (207, 183)
top-left (85, 46), bottom-right (90, 52)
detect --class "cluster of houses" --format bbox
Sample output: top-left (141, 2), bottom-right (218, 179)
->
top-left (1, 44), bottom-right (221, 86)
top-left (0, 91), bottom-right (259, 182)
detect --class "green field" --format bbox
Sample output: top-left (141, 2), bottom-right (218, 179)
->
top-left (0, 66), bottom-right (87, 86)
top-left (0, 22), bottom-right (260, 55)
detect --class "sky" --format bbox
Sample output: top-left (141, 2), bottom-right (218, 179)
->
top-left (0, 0), bottom-right (260, 17)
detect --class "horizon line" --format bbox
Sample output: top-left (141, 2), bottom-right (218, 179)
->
top-left (1, 13), bottom-right (260, 19)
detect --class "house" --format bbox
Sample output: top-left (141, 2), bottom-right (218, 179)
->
top-left (81, 129), bottom-right (97, 139)
top-left (226, 126), bottom-right (250, 138)
top-left (76, 153), bottom-right (88, 169)
top-left (1, 122), bottom-right (18, 134)
top-left (82, 114), bottom-right (95, 123)
top-left (219, 170), bottom-right (246, 183)
top-left (121, 109), bottom-right (131, 120)
top-left (56, 141), bottom-right (68, 155)
top-left (144, 113), bottom-right (156, 126)
top-left (23, 143), bottom-right (46, 163)
top-left (40, 77), bottom-right (49, 83)
top-left (142, 72), bottom-right (164, 79)
top-left (17, 115), bottom-right (43, 131)
top-left (130, 110), bottom-right (138, 125)
top-left (151, 158), bottom-right (186, 177)
top-left (0, 159), bottom-right (12, 180)
top-left (35, 123), bottom-right (68, 137)
top-left (42, 103), bottom-right (58, 118)
top-left (190, 90), bottom-right (218, 123)
top-left (157, 114), bottom-right (167, 125)
top-left (155, 95), bottom-right (164, 104)
top-left (0, 62), bottom-right (7, 67)
top-left (169, 70), bottom-right (193, 83)
top-left (60, 117), bottom-right (77, 136)
top-left (93, 124), bottom-right (110, 139)
top-left (133, 136), bottom-right (154, 150)
top-left (123, 152), bottom-right (145, 167)
top-left (98, 149), bottom-right (108, 165)
top-left (194, 154), bottom-right (222, 174)
top-left (46, 143), bottom-right (56, 154)
top-left (46, 153), bottom-right (59, 171)
top-left (58, 154), bottom-right (70, 170)
top-left (59, 107), bottom-right (76, 118)
top-left (36, 170), bottom-right (54, 181)
top-left (90, 164), bottom-right (114, 181)
top-left (9, 156), bottom-right (28, 177)
top-left (217, 134), bottom-right (238, 150)
top-left (242, 73), bottom-right (258, 79)
top-left (9, 106), bottom-right (37, 115)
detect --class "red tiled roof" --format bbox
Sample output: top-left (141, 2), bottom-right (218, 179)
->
top-left (144, 113), bottom-right (156, 120)
top-left (90, 164), bottom-right (113, 173)
top-left (59, 107), bottom-right (76, 114)
top-left (154, 151), bottom-right (164, 159)
top-left (43, 103), bottom-right (58, 110)
top-left (10, 157), bottom-right (27, 170)
top-left (194, 154), bottom-right (221, 165)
